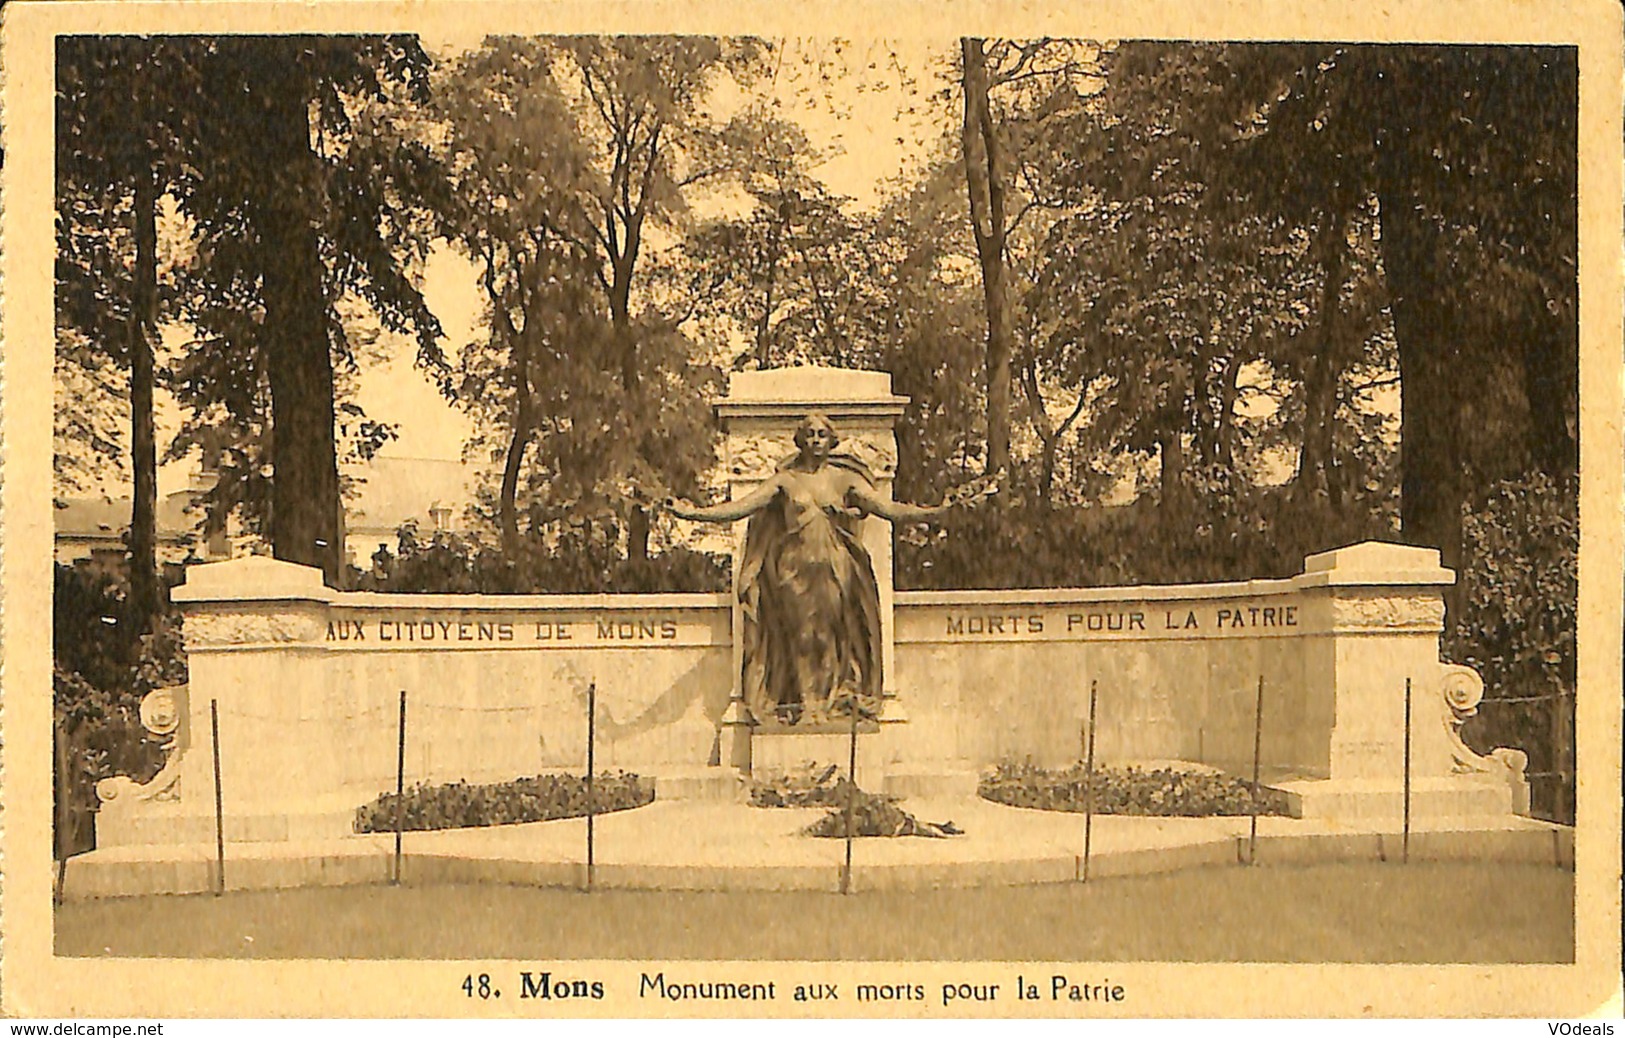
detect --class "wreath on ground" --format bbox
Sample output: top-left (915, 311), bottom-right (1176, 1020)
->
top-left (748, 763), bottom-right (963, 837)
top-left (801, 786), bottom-right (963, 838)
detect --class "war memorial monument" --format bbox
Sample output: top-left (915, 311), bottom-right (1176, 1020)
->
top-left (76, 366), bottom-right (1544, 895)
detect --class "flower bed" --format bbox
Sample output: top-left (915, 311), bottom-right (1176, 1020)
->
top-left (979, 760), bottom-right (1291, 816)
top-left (354, 772), bottom-right (654, 833)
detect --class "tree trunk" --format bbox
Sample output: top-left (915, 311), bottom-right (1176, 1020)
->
top-left (610, 259), bottom-right (652, 562)
top-left (755, 217), bottom-right (784, 368)
top-left (961, 38), bottom-right (1014, 477)
top-left (1157, 424), bottom-right (1186, 512)
top-left (611, 257), bottom-right (637, 393)
top-left (1378, 201), bottom-right (1462, 588)
top-left (487, 254), bottom-right (532, 557)
top-left (1021, 355), bottom-right (1088, 511)
top-left (498, 410), bottom-right (531, 557)
top-left (1215, 353), bottom-right (1243, 473)
top-left (1156, 353), bottom-right (1191, 518)
top-left (1021, 359), bottom-right (1058, 509)
top-left (1375, 72), bottom-right (1463, 582)
top-left (127, 161), bottom-right (160, 627)
top-left (1522, 310), bottom-right (1578, 484)
top-left (627, 506), bottom-right (651, 564)
top-left (259, 73), bottom-right (343, 585)
top-left (1297, 207), bottom-right (1348, 501)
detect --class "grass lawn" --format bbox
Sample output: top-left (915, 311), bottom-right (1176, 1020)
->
top-left (56, 861), bottom-right (1573, 963)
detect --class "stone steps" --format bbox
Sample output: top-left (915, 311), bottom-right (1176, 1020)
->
top-left (1276, 775), bottom-right (1517, 820)
top-left (652, 767), bottom-right (747, 802)
top-left (882, 769), bottom-right (981, 799)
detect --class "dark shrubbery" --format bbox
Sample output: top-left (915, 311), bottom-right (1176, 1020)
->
top-left (359, 521), bottom-right (729, 594)
top-left (979, 760), bottom-right (1291, 816)
top-left (1446, 472), bottom-right (1578, 823)
top-left (897, 479), bottom-right (1395, 591)
top-left (53, 564), bottom-right (185, 855)
top-left (353, 772), bottom-right (654, 833)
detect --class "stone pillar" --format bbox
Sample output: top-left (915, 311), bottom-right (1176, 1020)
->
top-left (712, 368), bottom-right (910, 767)
top-left (1285, 541), bottom-right (1523, 817)
top-left (164, 555), bottom-right (345, 840)
top-left (1296, 542), bottom-right (1455, 780)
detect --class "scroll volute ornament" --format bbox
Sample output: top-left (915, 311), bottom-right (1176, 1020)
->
top-left (1441, 664), bottom-right (1529, 778)
top-left (95, 684), bottom-right (191, 805)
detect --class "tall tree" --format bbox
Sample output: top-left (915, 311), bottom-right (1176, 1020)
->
top-left (959, 39), bottom-right (1015, 476)
top-left (56, 38), bottom-right (198, 626)
top-left (1233, 44), bottom-right (1578, 571)
top-left (433, 40), bottom-right (613, 553)
top-left (428, 38), bottom-right (728, 558)
top-left (168, 35), bottom-right (445, 584)
top-left (956, 39), bottom-right (1100, 479)
top-left (549, 36), bottom-right (770, 560)
top-left (684, 119), bottom-right (900, 372)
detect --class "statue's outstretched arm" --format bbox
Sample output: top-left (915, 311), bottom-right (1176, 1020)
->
top-left (846, 483), bottom-right (948, 523)
top-left (847, 471), bottom-right (999, 523)
top-left (666, 476), bottom-right (782, 523)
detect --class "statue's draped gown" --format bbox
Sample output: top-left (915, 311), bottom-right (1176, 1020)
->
top-left (737, 453), bottom-right (883, 725)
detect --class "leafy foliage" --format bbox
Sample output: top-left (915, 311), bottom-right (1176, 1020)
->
top-left (979, 760), bottom-right (1291, 816)
top-left (153, 37), bottom-right (443, 580)
top-left (53, 564), bottom-right (187, 853)
top-left (353, 771), bottom-right (654, 833)
top-left (361, 521), bottom-right (728, 594)
top-left (1446, 471), bottom-right (1577, 823)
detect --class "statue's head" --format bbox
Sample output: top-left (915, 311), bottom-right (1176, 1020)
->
top-left (793, 412), bottom-right (840, 457)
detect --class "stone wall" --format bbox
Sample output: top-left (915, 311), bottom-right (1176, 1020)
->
top-left (96, 540), bottom-right (1505, 846)
top-left (157, 557), bottom-right (733, 833)
top-left (890, 543), bottom-right (1459, 782)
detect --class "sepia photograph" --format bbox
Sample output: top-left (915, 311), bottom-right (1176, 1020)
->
top-left (2, 0), bottom-right (1620, 1021)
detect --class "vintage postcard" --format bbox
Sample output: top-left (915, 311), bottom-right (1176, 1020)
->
top-left (2, 0), bottom-right (1620, 1022)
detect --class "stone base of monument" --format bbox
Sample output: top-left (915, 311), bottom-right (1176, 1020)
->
top-left (1277, 774), bottom-right (1523, 820)
top-left (747, 723), bottom-right (888, 790)
top-left (880, 767), bottom-right (981, 799)
top-left (651, 765), bottom-right (748, 802)
top-left (95, 796), bottom-right (361, 846)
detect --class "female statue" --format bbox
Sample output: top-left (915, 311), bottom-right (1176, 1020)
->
top-left (665, 413), bottom-right (995, 726)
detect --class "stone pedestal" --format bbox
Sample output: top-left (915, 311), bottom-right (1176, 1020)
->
top-left (748, 724), bottom-right (887, 791)
top-left (713, 367), bottom-right (911, 777)
top-left (1280, 542), bottom-right (1527, 818)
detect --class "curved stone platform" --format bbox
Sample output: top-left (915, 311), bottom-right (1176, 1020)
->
top-left (59, 797), bottom-right (1570, 900)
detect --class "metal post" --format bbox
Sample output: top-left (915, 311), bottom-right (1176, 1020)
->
top-left (211, 698), bottom-right (225, 896)
top-left (1248, 676), bottom-right (1264, 866)
top-left (842, 704), bottom-right (858, 895)
top-left (1082, 679), bottom-right (1098, 882)
top-left (1402, 677), bottom-right (1412, 864)
top-left (393, 689), bottom-right (406, 885)
top-left (53, 719), bottom-right (71, 904)
top-left (585, 681), bottom-right (596, 891)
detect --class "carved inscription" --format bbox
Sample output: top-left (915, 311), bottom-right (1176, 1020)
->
top-left (316, 613), bottom-right (707, 648)
top-left (932, 602), bottom-right (1299, 641)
